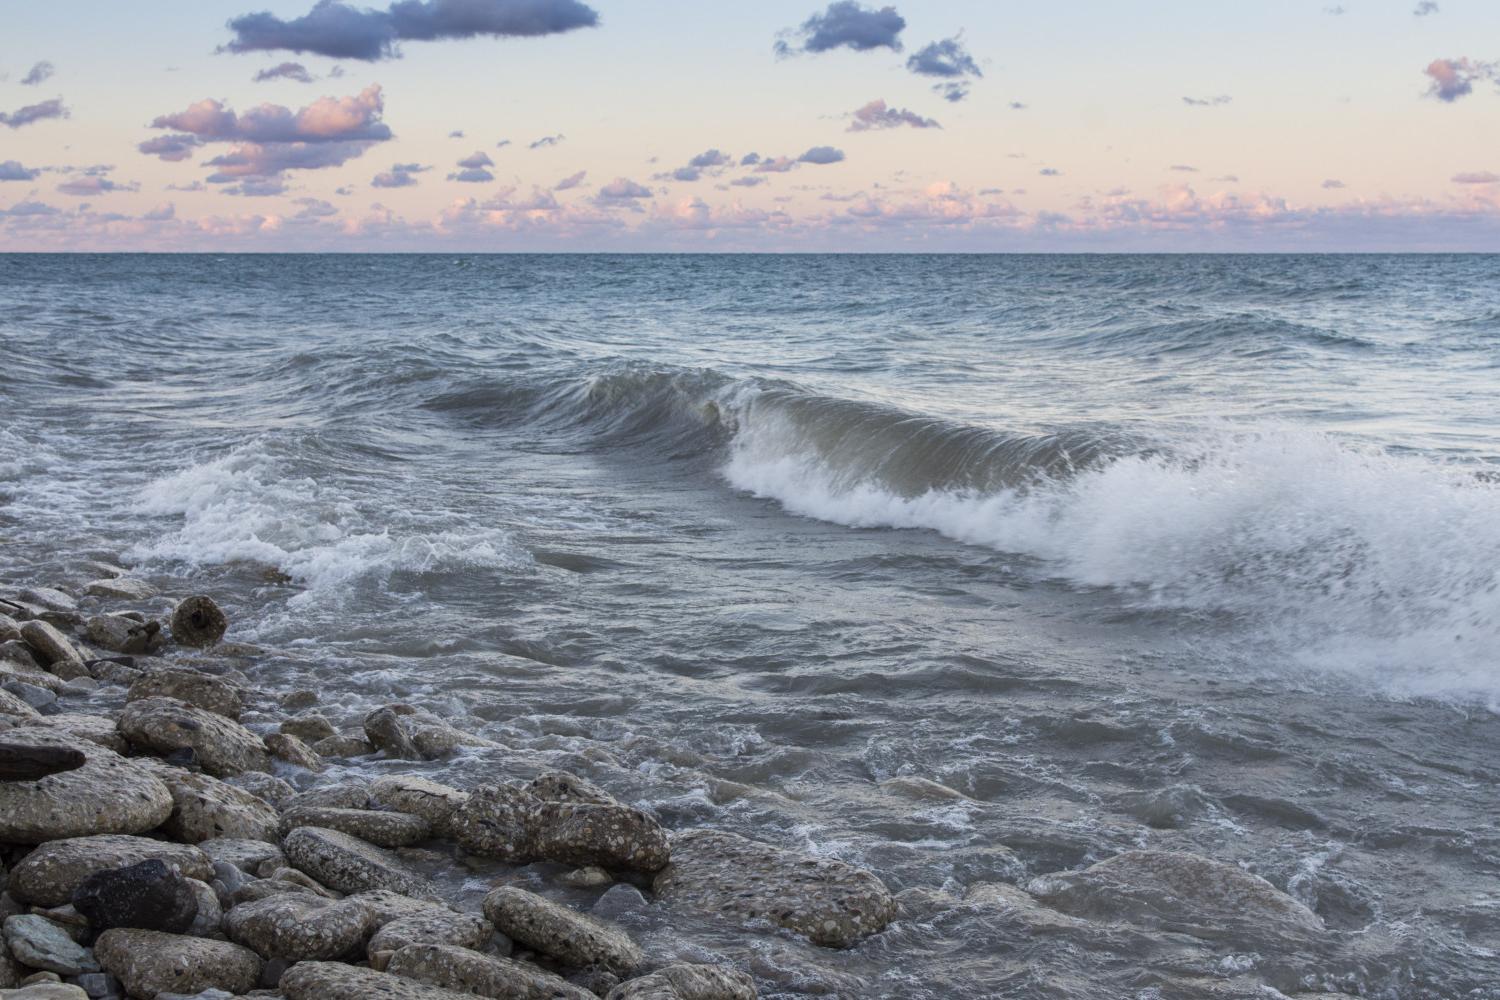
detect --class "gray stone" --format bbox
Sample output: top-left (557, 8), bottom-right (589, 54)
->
top-left (15, 623), bottom-right (79, 668)
top-left (83, 617), bottom-right (164, 657)
top-left (559, 866), bottom-right (613, 890)
top-left (0, 734), bottom-right (172, 845)
top-left (280, 784), bottom-right (370, 812)
top-left (281, 961), bottom-right (475, 1000)
top-left (590, 885), bottom-right (648, 922)
top-left (199, 839), bottom-right (285, 874)
top-left (116, 697), bottom-right (269, 777)
top-left (652, 829), bottom-right (895, 948)
top-left (262, 733), bottom-right (323, 772)
top-left (311, 734), bottom-right (375, 758)
top-left (82, 579), bottom-right (158, 601)
top-left (17, 590), bottom-right (76, 616)
top-left (363, 705), bottom-right (495, 761)
top-left (8, 836), bottom-right (213, 908)
top-left (3, 715), bottom-right (125, 754)
top-left (93, 929), bottom-right (259, 998)
top-left (0, 691), bottom-right (40, 721)
top-left (452, 785), bottom-right (669, 874)
top-left (605, 965), bottom-right (757, 1000)
top-left (0, 683), bottom-right (54, 711)
top-left (126, 671), bottom-right (242, 720)
top-left (70, 860), bottom-right (199, 934)
top-left (0, 984), bottom-right (88, 999)
top-left (527, 772), bottom-right (617, 806)
top-left (369, 776), bottom-right (468, 837)
top-left (282, 827), bottom-right (434, 899)
top-left (168, 598), bottom-right (227, 650)
top-left (2, 915), bottom-right (98, 976)
top-left (353, 890), bottom-right (453, 927)
top-left (278, 714), bottom-right (336, 744)
top-left (367, 910), bottom-right (490, 969)
top-left (158, 769), bottom-right (280, 844)
top-left (184, 879), bottom-right (222, 938)
top-left (277, 808), bottom-right (430, 848)
top-left (223, 893), bottom-right (373, 961)
top-left (0, 614), bottom-right (19, 644)
top-left (482, 887), bottom-right (641, 975)
top-left (386, 943), bottom-right (596, 1000)
top-left (222, 771), bottom-right (294, 807)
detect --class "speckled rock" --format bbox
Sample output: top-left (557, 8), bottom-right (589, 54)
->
top-left (281, 960), bottom-right (476, 999)
top-left (116, 697), bottom-right (270, 777)
top-left (223, 893), bottom-right (373, 961)
top-left (0, 982), bottom-right (88, 998)
top-left (605, 965), bottom-right (757, 1000)
top-left (127, 670), bottom-right (242, 719)
top-left (156, 769), bottom-right (280, 844)
top-left (9, 836), bottom-right (213, 908)
top-left (16, 622), bottom-right (79, 667)
top-left (482, 887), bottom-right (641, 975)
top-left (311, 734), bottom-right (376, 758)
top-left (184, 878), bottom-right (222, 937)
top-left (0, 734), bottom-right (173, 845)
top-left (354, 889), bottom-right (454, 927)
top-left (452, 785), bottom-right (668, 873)
top-left (94, 928), bottom-right (260, 998)
top-left (5, 713), bottom-right (127, 753)
top-left (0, 690), bottom-right (40, 720)
top-left (262, 732), bottom-right (324, 772)
top-left (82, 578), bottom-right (157, 600)
top-left (527, 771), bottom-right (617, 806)
top-left (277, 808), bottom-right (430, 848)
top-left (652, 830), bottom-right (895, 948)
top-left (83, 616), bottom-right (164, 656)
top-left (70, 860), bottom-right (199, 934)
top-left (278, 714), bottom-right (336, 744)
top-left (199, 838), bottom-right (285, 874)
top-left (281, 783), bottom-right (371, 812)
top-left (282, 827), bottom-right (435, 898)
top-left (223, 771), bottom-right (294, 806)
top-left (1026, 850), bottom-right (1325, 944)
top-left (559, 866), bottom-right (613, 890)
top-left (168, 597), bottom-right (227, 649)
top-left (2, 915), bottom-right (98, 976)
top-left (369, 776), bottom-right (470, 837)
top-left (367, 910), bottom-right (491, 969)
top-left (363, 705), bottom-right (496, 761)
top-left (386, 943), bottom-right (596, 1000)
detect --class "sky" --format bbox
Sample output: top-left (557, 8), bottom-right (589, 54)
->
top-left (1, 0), bottom-right (1499, 251)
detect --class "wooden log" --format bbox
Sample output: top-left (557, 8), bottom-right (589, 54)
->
top-left (0, 743), bottom-right (87, 781)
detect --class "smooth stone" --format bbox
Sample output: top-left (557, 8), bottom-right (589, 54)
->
top-left (368, 776), bottom-right (469, 837)
top-left (82, 579), bottom-right (157, 601)
top-left (605, 965), bottom-right (757, 1000)
top-left (157, 769), bottom-right (280, 844)
top-left (0, 743), bottom-right (83, 782)
top-left (277, 807), bottom-right (430, 848)
top-left (277, 714), bottom-right (335, 744)
top-left (9, 836), bottom-right (213, 908)
top-left (116, 697), bottom-right (270, 777)
top-left (184, 879), bottom-right (222, 938)
top-left (363, 705), bottom-right (496, 761)
top-left (1, 916), bottom-right (97, 976)
top-left (0, 984), bottom-right (89, 999)
top-left (367, 911), bottom-right (491, 969)
top-left (386, 943), bottom-right (596, 1000)
top-left (168, 597), bottom-right (227, 649)
top-left (83, 617), bottom-right (164, 657)
top-left (482, 887), bottom-right (641, 975)
top-left (17, 590), bottom-right (76, 615)
top-left (282, 827), bottom-right (435, 899)
top-left (311, 734), bottom-right (375, 758)
top-left (0, 691), bottom-right (40, 721)
top-left (93, 929), bottom-right (260, 998)
top-left (223, 893), bottom-right (373, 961)
top-left (15, 624), bottom-right (78, 668)
top-left (452, 785), bottom-right (669, 873)
top-left (0, 734), bottom-right (172, 845)
top-left (280, 961), bottom-right (474, 1000)
top-left (126, 670), bottom-right (241, 720)
top-left (70, 860), bottom-right (199, 934)
top-left (591, 884), bottom-right (648, 922)
top-left (262, 733), bottom-right (323, 772)
top-left (652, 829), bottom-right (895, 948)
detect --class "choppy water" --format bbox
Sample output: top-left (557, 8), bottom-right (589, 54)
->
top-left (3, 253), bottom-right (1500, 998)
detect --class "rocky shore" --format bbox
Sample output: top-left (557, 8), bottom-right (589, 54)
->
top-left (0, 567), bottom-right (1354, 999)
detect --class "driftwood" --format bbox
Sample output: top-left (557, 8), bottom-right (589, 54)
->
top-left (0, 743), bottom-right (87, 781)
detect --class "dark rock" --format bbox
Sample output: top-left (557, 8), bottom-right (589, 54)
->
top-left (8, 835), bottom-right (213, 907)
top-left (71, 860), bottom-right (199, 934)
top-left (0, 743), bottom-right (85, 782)
top-left (169, 597), bottom-right (227, 649)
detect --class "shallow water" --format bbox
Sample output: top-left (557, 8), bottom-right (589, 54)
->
top-left (3, 253), bottom-right (1500, 998)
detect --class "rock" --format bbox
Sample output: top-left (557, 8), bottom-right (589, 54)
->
top-left (93, 928), bottom-right (259, 998)
top-left (223, 772), bottom-right (294, 806)
top-left (184, 879), bottom-right (223, 937)
top-left (0, 734), bottom-right (173, 845)
top-left (281, 784), bottom-right (371, 812)
top-left (961, 882), bottom-right (1086, 931)
top-left (82, 617), bottom-right (164, 657)
top-left (116, 697), bottom-right (270, 777)
top-left (652, 830), bottom-right (895, 948)
top-left (363, 706), bottom-right (495, 761)
top-left (367, 910), bottom-right (490, 970)
top-left (158, 769), bottom-right (280, 844)
top-left (281, 961), bottom-right (475, 1000)
top-left (369, 776), bottom-right (469, 837)
top-left (0, 744), bottom-right (84, 782)
top-left (199, 839), bottom-right (284, 874)
top-left (0, 983), bottom-right (88, 999)
top-left (15, 624), bottom-right (79, 668)
top-left (570, 969), bottom-right (621, 997)
top-left (452, 785), bottom-right (669, 873)
top-left (8, 836), bottom-right (213, 908)
top-left (169, 598), bottom-right (227, 649)
top-left (277, 715), bottom-right (335, 744)
top-left (283, 827), bottom-right (434, 898)
top-left (591, 885), bottom-right (647, 922)
top-left (386, 943), bottom-right (596, 1000)
top-left (527, 772), bottom-right (618, 806)
top-left (82, 579), bottom-right (158, 601)
top-left (0, 683), bottom-right (54, 712)
top-left (605, 965), bottom-right (757, 1000)
top-left (126, 670), bottom-right (242, 720)
top-left (0, 615), bottom-right (19, 643)
top-left (278, 690), bottom-right (318, 711)
top-left (4, 715), bottom-right (125, 754)
top-left (223, 893), bottom-right (373, 961)
top-left (17, 590), bottom-right (76, 616)
top-left (482, 887), bottom-right (641, 975)
top-left (311, 735), bottom-right (375, 758)
top-left (1026, 850), bottom-right (1325, 944)
top-left (261, 733), bottom-right (323, 772)
top-left (1, 915), bottom-right (98, 976)
top-left (0, 691), bottom-right (40, 721)
top-left (70, 861), bottom-right (199, 934)
top-left (560, 866), bottom-right (613, 890)
top-left (277, 807), bottom-right (430, 848)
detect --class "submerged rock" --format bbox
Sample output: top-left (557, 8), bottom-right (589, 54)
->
top-left (280, 960), bottom-right (474, 1000)
top-left (278, 714), bottom-right (336, 744)
top-left (312, 734), bottom-right (376, 758)
top-left (652, 830), bottom-right (895, 948)
top-left (482, 886), bottom-right (642, 975)
top-left (606, 964), bottom-right (757, 1000)
top-left (0, 734), bottom-right (172, 845)
top-left (277, 807), bottom-right (431, 848)
top-left (9, 835), bottom-right (213, 907)
top-left (452, 784), bottom-right (669, 873)
top-left (282, 826), bottom-right (435, 898)
top-left (386, 943), bottom-right (596, 1000)
top-left (169, 597), bottom-right (227, 649)
top-left (127, 670), bottom-right (243, 720)
top-left (93, 928), bottom-right (260, 998)
top-left (224, 893), bottom-right (373, 961)
top-left (71, 860), bottom-right (199, 934)
top-left (363, 705), bottom-right (497, 761)
top-left (116, 697), bottom-right (270, 777)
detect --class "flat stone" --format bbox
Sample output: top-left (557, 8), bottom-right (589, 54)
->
top-left (71, 860), bottom-right (199, 934)
top-left (605, 965), bottom-right (757, 1000)
top-left (363, 705), bottom-right (496, 761)
top-left (369, 776), bottom-right (469, 838)
top-left (262, 732), bottom-right (323, 772)
top-left (452, 785), bottom-right (669, 873)
top-left (0, 683), bottom-right (53, 711)
top-left (354, 890), bottom-right (454, 927)
top-left (0, 733), bottom-right (173, 845)
top-left (83, 616), bottom-right (164, 657)
top-left (652, 829), bottom-right (895, 948)
top-left (0, 984), bottom-right (88, 999)
top-left (367, 910), bottom-right (491, 969)
top-left (93, 928), bottom-right (259, 998)
top-left (2, 915), bottom-right (97, 976)
top-left (17, 590), bottom-right (76, 615)
top-left (282, 827), bottom-right (435, 898)
top-left (386, 943), bottom-right (596, 1000)
top-left (157, 769), bottom-right (280, 844)
top-left (223, 893), bottom-right (373, 961)
top-left (277, 807), bottom-right (430, 848)
top-left (482, 887), bottom-right (641, 975)
top-left (278, 714), bottom-right (336, 744)
top-left (281, 961), bottom-right (475, 1000)
top-left (9, 836), bottom-right (213, 908)
top-left (82, 579), bottom-right (158, 601)
top-left (116, 697), bottom-right (270, 777)
top-left (15, 623), bottom-right (79, 668)
top-left (3, 715), bottom-right (126, 753)
top-left (126, 671), bottom-right (242, 720)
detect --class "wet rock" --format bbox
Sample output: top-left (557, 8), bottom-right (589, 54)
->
top-left (9, 836), bottom-right (213, 908)
top-left (367, 910), bottom-right (491, 969)
top-left (528, 771), bottom-right (618, 806)
top-left (590, 885), bottom-right (647, 922)
top-left (0, 734), bottom-right (173, 845)
top-left (0, 614), bottom-right (19, 643)
top-left (961, 882), bottom-right (1086, 931)
top-left (0, 691), bottom-right (41, 721)
top-left (223, 893), bottom-right (373, 961)
top-left (311, 734), bottom-right (375, 758)
top-left (277, 714), bottom-right (335, 744)
top-left (16, 623), bottom-right (79, 668)
top-left (1026, 849), bottom-right (1325, 944)
top-left (158, 769), bottom-right (280, 844)
top-left (2, 915), bottom-right (98, 976)
top-left (93, 928), bottom-right (259, 999)
top-left (17, 589), bottom-right (76, 616)
top-left (652, 830), bottom-right (895, 948)
top-left (386, 942), bottom-right (596, 1000)
top-left (364, 705), bottom-right (496, 761)
top-left (82, 579), bottom-right (157, 601)
top-left (282, 826), bottom-right (435, 898)
top-left (452, 785), bottom-right (669, 873)
top-left (605, 965), bottom-right (757, 1000)
top-left (277, 807), bottom-right (430, 848)
top-left (70, 860), bottom-right (199, 934)
top-left (278, 690), bottom-right (318, 711)
top-left (482, 887), bottom-right (641, 975)
top-left (83, 617), bottom-right (164, 657)
top-left (570, 969), bottom-right (621, 997)
top-left (223, 771), bottom-right (294, 806)
top-left (369, 776), bottom-right (469, 837)
top-left (560, 866), bottom-right (613, 890)
top-left (169, 598), bottom-right (227, 649)
top-left (262, 732), bottom-right (323, 772)
top-left (281, 960), bottom-right (474, 1000)
top-left (126, 670), bottom-right (241, 720)
top-left (116, 697), bottom-right (270, 777)
top-left (199, 839), bottom-right (285, 874)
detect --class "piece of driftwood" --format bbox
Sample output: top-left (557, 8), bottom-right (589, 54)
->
top-left (0, 743), bottom-right (87, 781)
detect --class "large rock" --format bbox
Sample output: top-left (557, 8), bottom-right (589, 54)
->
top-left (8, 836), bottom-right (213, 907)
top-left (0, 690), bottom-right (40, 720)
top-left (281, 961), bottom-right (475, 1000)
top-left (386, 943), bottom-right (596, 1000)
top-left (277, 807), bottom-right (430, 848)
top-left (652, 830), bottom-right (895, 948)
top-left (93, 928), bottom-right (260, 998)
top-left (0, 733), bottom-right (172, 845)
top-left (369, 776), bottom-right (469, 838)
top-left (16, 622), bottom-right (79, 667)
top-left (606, 965), bottom-right (757, 1000)
top-left (70, 860), bottom-right (199, 934)
top-left (6, 714), bottom-right (128, 753)
top-left (116, 697), bottom-right (270, 777)
top-left (199, 838), bottom-right (285, 874)
top-left (82, 579), bottom-right (157, 601)
top-left (278, 714), bottom-right (336, 744)
top-left (158, 769), bottom-right (279, 843)
top-left (263, 732), bottom-right (324, 771)
top-left (83, 616), bottom-right (164, 656)
top-left (169, 596), bottom-right (227, 649)
top-left (2, 915), bottom-right (98, 976)
top-left (223, 893), bottom-right (373, 961)
top-left (482, 887), bottom-right (641, 975)
top-left (452, 785), bottom-right (669, 873)
top-left (282, 827), bottom-right (434, 898)
top-left (126, 670), bottom-right (242, 720)
top-left (363, 705), bottom-right (495, 761)
top-left (367, 910), bottom-right (491, 970)
top-left (1026, 850), bottom-right (1325, 944)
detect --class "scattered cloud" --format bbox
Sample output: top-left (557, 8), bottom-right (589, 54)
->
top-left (0, 98), bottom-right (69, 129)
top-left (848, 98), bottom-right (939, 131)
top-left (1424, 57), bottom-right (1498, 102)
top-left (496, 139), bottom-right (511, 148)
top-left (799, 145), bottom-right (846, 165)
top-left (1324, 5), bottom-right (1346, 14)
top-left (372, 161), bottom-right (430, 187)
top-left (740, 152), bottom-right (761, 166)
top-left (292, 196), bottom-right (337, 218)
top-left (448, 150), bottom-right (494, 182)
top-left (448, 129), bottom-right (465, 138)
top-left (1413, 1), bottom-right (1439, 15)
top-left (253, 61), bottom-right (314, 83)
top-left (1323, 178), bottom-right (1347, 189)
top-left (57, 174), bottom-right (140, 196)
top-left (530, 134), bottom-right (564, 149)
top-left (456, 151), bottom-right (493, 169)
top-left (554, 170), bottom-right (587, 190)
top-left (1452, 171), bottom-right (1499, 184)
top-left (775, 2), bottom-right (905, 57)
top-left (755, 156), bottom-right (797, 173)
top-left (729, 176), bottom-right (767, 187)
top-left (0, 161), bottom-right (41, 182)
top-left (906, 36), bottom-right (981, 101)
top-left (1213, 174), bottom-right (1240, 183)
top-left (1170, 165), bottom-right (1198, 172)
top-left (138, 135), bottom-right (202, 162)
top-left (1009, 101), bottom-right (1027, 110)
top-left (1183, 95), bottom-right (1232, 107)
top-left (597, 177), bottom-right (652, 201)
top-left (21, 62), bottom-right (55, 86)
top-left (222, 0), bottom-right (600, 61)
top-left (1039, 167), bottom-right (1061, 176)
